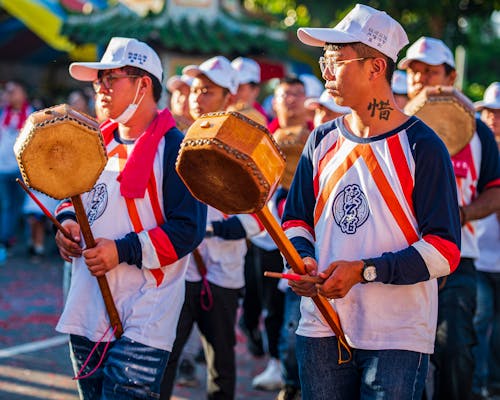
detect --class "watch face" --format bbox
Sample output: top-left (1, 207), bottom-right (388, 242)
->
top-left (363, 265), bottom-right (377, 282)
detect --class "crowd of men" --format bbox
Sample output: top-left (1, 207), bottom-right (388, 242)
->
top-left (0, 3), bottom-right (499, 400)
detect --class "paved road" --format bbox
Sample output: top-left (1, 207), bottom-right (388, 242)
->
top-left (0, 239), bottom-right (278, 400)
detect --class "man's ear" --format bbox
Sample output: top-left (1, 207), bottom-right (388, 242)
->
top-left (447, 69), bottom-right (457, 86)
top-left (370, 58), bottom-right (387, 81)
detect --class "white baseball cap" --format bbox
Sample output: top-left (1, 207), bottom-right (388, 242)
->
top-left (231, 57), bottom-right (261, 84)
top-left (305, 90), bottom-right (351, 114)
top-left (166, 75), bottom-right (193, 92)
top-left (183, 56), bottom-right (239, 95)
top-left (474, 82), bottom-right (500, 111)
top-left (299, 73), bottom-right (324, 98)
top-left (391, 70), bottom-right (407, 95)
top-left (70, 37), bottom-right (163, 83)
top-left (398, 36), bottom-right (455, 69)
top-left (297, 4), bottom-right (408, 62)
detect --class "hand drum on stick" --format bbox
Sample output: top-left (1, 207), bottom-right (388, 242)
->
top-left (404, 86), bottom-right (476, 156)
top-left (14, 104), bottom-right (123, 338)
top-left (176, 111), bottom-right (350, 359)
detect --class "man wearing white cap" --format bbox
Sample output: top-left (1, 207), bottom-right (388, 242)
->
top-left (400, 37), bottom-right (500, 400)
top-left (475, 81), bottom-right (500, 140)
top-left (54, 37), bottom-right (207, 399)
top-left (166, 74), bottom-right (194, 132)
top-left (228, 56), bottom-right (268, 126)
top-left (305, 89), bottom-right (351, 128)
top-left (283, 5), bottom-right (461, 399)
top-left (160, 55), bottom-right (264, 400)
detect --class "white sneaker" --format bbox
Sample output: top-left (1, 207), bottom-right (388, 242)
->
top-left (252, 358), bottom-right (283, 391)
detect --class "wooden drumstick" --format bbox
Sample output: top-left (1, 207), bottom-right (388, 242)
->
top-left (16, 178), bottom-right (77, 243)
top-left (264, 271), bottom-right (324, 283)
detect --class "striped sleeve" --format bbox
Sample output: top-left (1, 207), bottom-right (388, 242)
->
top-left (371, 121), bottom-right (461, 283)
top-left (136, 128), bottom-right (207, 269)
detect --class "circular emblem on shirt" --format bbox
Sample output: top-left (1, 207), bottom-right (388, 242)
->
top-left (87, 183), bottom-right (108, 225)
top-left (332, 184), bottom-right (370, 234)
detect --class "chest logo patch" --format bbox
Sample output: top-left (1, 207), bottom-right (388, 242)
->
top-left (87, 183), bottom-right (108, 226)
top-left (332, 184), bottom-right (370, 234)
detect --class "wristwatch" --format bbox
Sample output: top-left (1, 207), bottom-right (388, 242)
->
top-left (361, 260), bottom-right (377, 283)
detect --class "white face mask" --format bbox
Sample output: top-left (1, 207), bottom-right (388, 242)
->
top-left (112, 79), bottom-right (145, 124)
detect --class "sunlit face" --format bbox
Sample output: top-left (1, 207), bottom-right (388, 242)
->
top-left (406, 61), bottom-right (455, 99)
top-left (481, 108), bottom-right (500, 142)
top-left (322, 46), bottom-right (371, 109)
top-left (189, 75), bottom-right (229, 120)
top-left (236, 83), bottom-right (259, 105)
top-left (170, 84), bottom-right (190, 118)
top-left (273, 83), bottom-right (306, 120)
top-left (93, 68), bottom-right (142, 120)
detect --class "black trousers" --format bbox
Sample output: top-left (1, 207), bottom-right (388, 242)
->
top-left (241, 244), bottom-right (285, 358)
top-left (160, 281), bottom-right (240, 400)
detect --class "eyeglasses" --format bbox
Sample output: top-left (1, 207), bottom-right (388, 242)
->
top-left (92, 74), bottom-right (141, 92)
top-left (318, 57), bottom-right (371, 75)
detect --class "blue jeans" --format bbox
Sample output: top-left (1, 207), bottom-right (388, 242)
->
top-left (70, 334), bottom-right (170, 400)
top-left (432, 258), bottom-right (477, 400)
top-left (0, 172), bottom-right (24, 246)
top-left (296, 335), bottom-right (428, 400)
top-left (473, 270), bottom-right (500, 393)
top-left (278, 287), bottom-right (301, 388)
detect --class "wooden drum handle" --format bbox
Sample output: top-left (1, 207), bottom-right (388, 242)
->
top-left (255, 206), bottom-right (351, 362)
top-left (71, 195), bottom-right (124, 339)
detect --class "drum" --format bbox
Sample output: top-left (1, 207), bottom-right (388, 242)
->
top-left (176, 111), bottom-right (286, 214)
top-left (14, 104), bottom-right (107, 199)
top-left (14, 104), bottom-right (122, 338)
top-left (273, 125), bottom-right (310, 190)
top-left (404, 86), bottom-right (476, 156)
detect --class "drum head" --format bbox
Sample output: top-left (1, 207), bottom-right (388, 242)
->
top-left (15, 105), bottom-right (107, 199)
top-left (176, 112), bottom-right (285, 214)
top-left (405, 87), bottom-right (475, 156)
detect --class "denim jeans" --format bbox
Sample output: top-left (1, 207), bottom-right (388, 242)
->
top-left (296, 335), bottom-right (428, 400)
top-left (432, 258), bottom-right (477, 400)
top-left (473, 270), bottom-right (500, 393)
top-left (70, 334), bottom-right (170, 400)
top-left (278, 287), bottom-right (301, 388)
top-left (0, 172), bottom-right (24, 246)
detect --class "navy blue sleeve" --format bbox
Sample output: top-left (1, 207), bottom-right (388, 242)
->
top-left (160, 127), bottom-right (207, 258)
top-left (212, 216), bottom-right (247, 240)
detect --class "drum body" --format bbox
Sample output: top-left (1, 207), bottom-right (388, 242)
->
top-left (404, 86), bottom-right (475, 156)
top-left (273, 125), bottom-right (310, 190)
top-left (14, 104), bottom-right (107, 199)
top-left (176, 112), bottom-right (285, 214)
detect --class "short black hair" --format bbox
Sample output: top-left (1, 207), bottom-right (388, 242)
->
top-left (122, 66), bottom-right (162, 102)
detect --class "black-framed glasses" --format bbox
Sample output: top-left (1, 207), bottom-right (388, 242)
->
top-left (92, 74), bottom-right (141, 92)
top-left (318, 57), bottom-right (372, 75)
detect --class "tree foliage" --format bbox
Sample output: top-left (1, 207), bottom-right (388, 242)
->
top-left (242, 0), bottom-right (500, 97)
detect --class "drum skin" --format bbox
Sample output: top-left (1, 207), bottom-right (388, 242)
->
top-left (14, 104), bottom-right (107, 200)
top-left (404, 86), bottom-right (475, 156)
top-left (176, 112), bottom-right (285, 214)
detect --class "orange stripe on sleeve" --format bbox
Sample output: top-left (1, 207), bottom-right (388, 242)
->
top-left (387, 135), bottom-right (415, 217)
top-left (125, 198), bottom-right (144, 232)
top-left (363, 147), bottom-right (419, 244)
top-left (147, 175), bottom-right (165, 226)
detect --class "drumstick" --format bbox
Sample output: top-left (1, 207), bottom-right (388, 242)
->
top-left (264, 271), bottom-right (324, 283)
top-left (16, 178), bottom-right (77, 243)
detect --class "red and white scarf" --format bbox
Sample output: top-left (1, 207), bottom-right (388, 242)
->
top-left (100, 108), bottom-right (177, 199)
